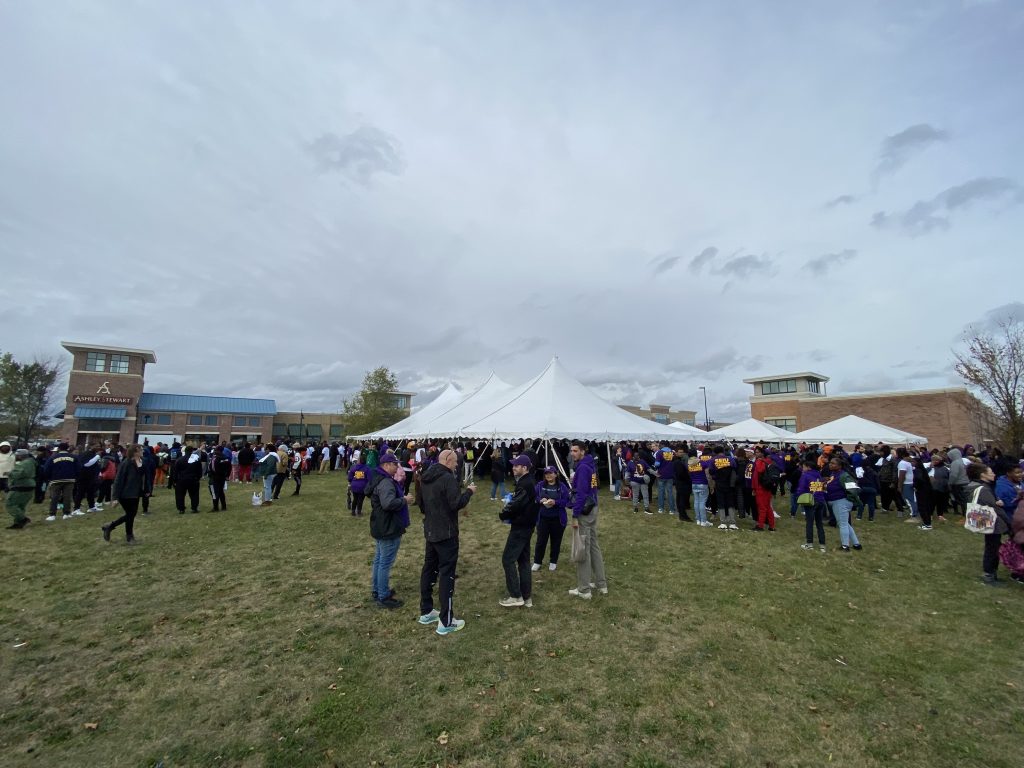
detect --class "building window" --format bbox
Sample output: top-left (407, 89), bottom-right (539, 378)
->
top-left (187, 415), bottom-right (203, 426)
top-left (653, 413), bottom-right (669, 424)
top-left (329, 424), bottom-right (344, 438)
top-left (766, 418), bottom-right (798, 432)
top-left (248, 417), bottom-right (261, 427)
top-left (761, 379), bottom-right (797, 395)
top-left (108, 354), bottom-right (130, 374)
top-left (86, 352), bottom-right (106, 372)
top-left (157, 414), bottom-right (172, 425)
top-left (807, 380), bottom-right (820, 394)
top-left (141, 414), bottom-right (152, 425)
top-left (205, 415), bottom-right (218, 426)
top-left (77, 419), bottom-right (121, 432)
top-left (233, 416), bottom-right (247, 427)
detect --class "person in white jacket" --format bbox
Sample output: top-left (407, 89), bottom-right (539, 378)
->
top-left (0, 441), bottom-right (16, 494)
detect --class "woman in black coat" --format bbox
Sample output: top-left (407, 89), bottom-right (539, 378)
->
top-left (103, 445), bottom-right (151, 544)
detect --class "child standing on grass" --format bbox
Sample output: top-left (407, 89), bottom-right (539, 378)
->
top-left (796, 458), bottom-right (827, 552)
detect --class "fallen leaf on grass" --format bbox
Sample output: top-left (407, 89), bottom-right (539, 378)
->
top-left (547, 651), bottom-right (557, 657)
top-left (537, 726), bottom-right (546, 733)
top-left (328, 684), bottom-right (337, 690)
top-left (834, 658), bottom-right (848, 666)
top-left (808, 706), bottom-right (818, 712)
top-left (12, 642), bottom-right (27, 649)
top-left (707, 700), bottom-right (715, 708)
top-left (847, 602), bottom-right (858, 610)
top-left (532, 688), bottom-right (541, 692)
top-left (437, 731), bottom-right (449, 745)
top-left (84, 722), bottom-right (99, 730)
top-left (1007, 682), bottom-right (1017, 688)
top-left (915, 724), bottom-right (925, 732)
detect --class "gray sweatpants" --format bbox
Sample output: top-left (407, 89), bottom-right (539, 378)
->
top-left (574, 509), bottom-right (607, 594)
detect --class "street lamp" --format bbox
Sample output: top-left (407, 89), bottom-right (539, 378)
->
top-left (699, 386), bottom-right (710, 431)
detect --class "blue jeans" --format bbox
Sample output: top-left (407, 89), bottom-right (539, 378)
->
top-left (263, 475), bottom-right (273, 502)
top-left (789, 483), bottom-right (799, 517)
top-left (857, 489), bottom-right (877, 520)
top-left (693, 484), bottom-right (709, 523)
top-left (372, 536), bottom-right (402, 599)
top-left (490, 480), bottom-right (505, 499)
top-left (830, 499), bottom-right (859, 548)
top-left (657, 479), bottom-right (674, 511)
top-left (902, 485), bottom-right (918, 517)
top-left (613, 478), bottom-right (622, 496)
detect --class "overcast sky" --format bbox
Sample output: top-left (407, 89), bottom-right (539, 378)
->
top-left (2, 1), bottom-right (1023, 423)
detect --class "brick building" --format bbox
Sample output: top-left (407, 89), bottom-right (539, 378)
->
top-left (617, 403), bottom-right (698, 426)
top-left (744, 372), bottom-right (1000, 447)
top-left (59, 341), bottom-right (413, 447)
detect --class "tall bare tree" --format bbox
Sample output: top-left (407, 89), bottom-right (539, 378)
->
top-left (0, 352), bottom-right (65, 444)
top-left (954, 318), bottom-right (1024, 454)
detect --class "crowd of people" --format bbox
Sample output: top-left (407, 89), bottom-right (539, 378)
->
top-left (3, 434), bottom-right (1022, 626)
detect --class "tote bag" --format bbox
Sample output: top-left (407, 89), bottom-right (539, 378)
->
top-left (571, 525), bottom-right (587, 564)
top-left (964, 486), bottom-right (997, 535)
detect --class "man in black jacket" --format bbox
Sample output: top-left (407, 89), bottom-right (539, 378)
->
top-left (173, 446), bottom-right (202, 514)
top-left (368, 452), bottom-right (413, 609)
top-left (418, 449), bottom-right (475, 635)
top-left (499, 454), bottom-right (539, 607)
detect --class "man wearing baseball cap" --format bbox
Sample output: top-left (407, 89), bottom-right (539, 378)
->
top-left (367, 452), bottom-right (414, 609)
top-left (418, 448), bottom-right (475, 634)
top-left (498, 454), bottom-right (539, 607)
top-left (568, 440), bottom-right (607, 599)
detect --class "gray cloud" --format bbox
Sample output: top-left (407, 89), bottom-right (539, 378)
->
top-left (307, 125), bottom-right (405, 184)
top-left (841, 373), bottom-right (897, 393)
top-left (716, 253), bottom-right (774, 279)
top-left (872, 177), bottom-right (1023, 236)
top-left (824, 194), bottom-right (857, 208)
top-left (875, 123), bottom-right (949, 178)
top-left (808, 349), bottom-right (834, 364)
top-left (689, 246), bottom-right (719, 273)
top-left (804, 248), bottom-right (857, 273)
top-left (650, 252), bottom-right (683, 275)
top-left (963, 301), bottom-right (1024, 335)
top-left (663, 349), bottom-right (765, 379)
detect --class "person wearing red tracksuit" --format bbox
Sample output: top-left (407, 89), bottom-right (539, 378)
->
top-left (751, 446), bottom-right (776, 532)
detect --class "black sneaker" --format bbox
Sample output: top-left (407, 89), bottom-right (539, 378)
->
top-left (101, 525), bottom-right (111, 542)
top-left (982, 573), bottom-right (1006, 587)
top-left (840, 545), bottom-right (851, 552)
top-left (376, 597), bottom-right (403, 609)
top-left (852, 544), bottom-right (863, 550)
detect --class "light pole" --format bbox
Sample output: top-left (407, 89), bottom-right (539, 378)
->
top-left (699, 386), bottom-right (710, 431)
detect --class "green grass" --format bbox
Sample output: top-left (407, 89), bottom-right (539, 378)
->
top-left (1, 473), bottom-right (1021, 767)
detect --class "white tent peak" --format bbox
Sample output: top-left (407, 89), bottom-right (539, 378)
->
top-left (703, 418), bottom-right (796, 442)
top-left (792, 415), bottom-right (927, 445)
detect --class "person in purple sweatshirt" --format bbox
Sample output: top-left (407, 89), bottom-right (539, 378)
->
top-left (688, 449), bottom-right (712, 526)
top-left (628, 456), bottom-right (651, 514)
top-left (823, 456), bottom-right (862, 552)
top-left (347, 458), bottom-right (370, 516)
top-left (533, 466), bottom-right (570, 572)
top-left (568, 441), bottom-right (607, 599)
top-left (796, 458), bottom-right (827, 551)
top-left (653, 442), bottom-right (676, 514)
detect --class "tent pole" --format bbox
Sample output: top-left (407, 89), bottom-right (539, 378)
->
top-left (606, 439), bottom-right (613, 492)
top-left (545, 439), bottom-right (550, 468)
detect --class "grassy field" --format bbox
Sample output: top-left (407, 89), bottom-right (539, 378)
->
top-left (1, 470), bottom-right (1022, 768)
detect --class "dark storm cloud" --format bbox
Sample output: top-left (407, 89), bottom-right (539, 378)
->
top-left (824, 194), bottom-right (857, 208)
top-left (874, 123), bottom-right (949, 178)
top-left (871, 177), bottom-right (1022, 236)
top-left (307, 125), bottom-right (405, 184)
top-left (804, 248), bottom-right (857, 273)
top-left (688, 246), bottom-right (719, 273)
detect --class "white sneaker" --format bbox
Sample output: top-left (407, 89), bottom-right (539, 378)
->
top-left (94, 504), bottom-right (104, 511)
top-left (531, 563), bottom-right (541, 572)
top-left (524, 598), bottom-right (533, 608)
top-left (499, 596), bottom-right (525, 608)
top-left (598, 587), bottom-right (608, 595)
top-left (71, 509), bottom-right (86, 517)
top-left (46, 515), bottom-right (56, 522)
top-left (801, 543), bottom-right (815, 550)
top-left (657, 508), bottom-right (664, 514)
top-left (613, 495), bottom-right (621, 501)
top-left (548, 563), bottom-right (557, 571)
top-left (568, 588), bottom-right (592, 600)
top-left (88, 506), bottom-right (100, 513)
top-left (717, 523), bottom-right (727, 529)
top-left (436, 618), bottom-right (466, 636)
top-left (728, 524), bottom-right (739, 530)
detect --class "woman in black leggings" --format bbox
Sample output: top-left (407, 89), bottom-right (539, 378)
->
top-left (103, 445), bottom-right (150, 544)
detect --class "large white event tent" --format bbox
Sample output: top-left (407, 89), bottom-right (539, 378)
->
top-left (400, 372), bottom-right (515, 441)
top-left (455, 358), bottom-right (687, 442)
top-left (668, 421), bottom-right (711, 438)
top-left (791, 415), bottom-right (927, 445)
top-left (348, 381), bottom-right (464, 441)
top-left (703, 417), bottom-right (796, 443)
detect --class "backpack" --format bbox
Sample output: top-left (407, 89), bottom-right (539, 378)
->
top-left (878, 459), bottom-right (896, 485)
top-left (759, 462), bottom-right (781, 492)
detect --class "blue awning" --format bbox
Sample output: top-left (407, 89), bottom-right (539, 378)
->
top-left (74, 406), bottom-right (127, 419)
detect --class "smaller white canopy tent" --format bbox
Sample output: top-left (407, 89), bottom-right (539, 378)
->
top-left (790, 415), bottom-right (927, 445)
top-left (668, 421), bottom-right (711, 438)
top-left (348, 381), bottom-right (464, 441)
top-left (703, 418), bottom-right (796, 442)
top-left (403, 372), bottom-right (514, 440)
top-left (455, 358), bottom-right (690, 441)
